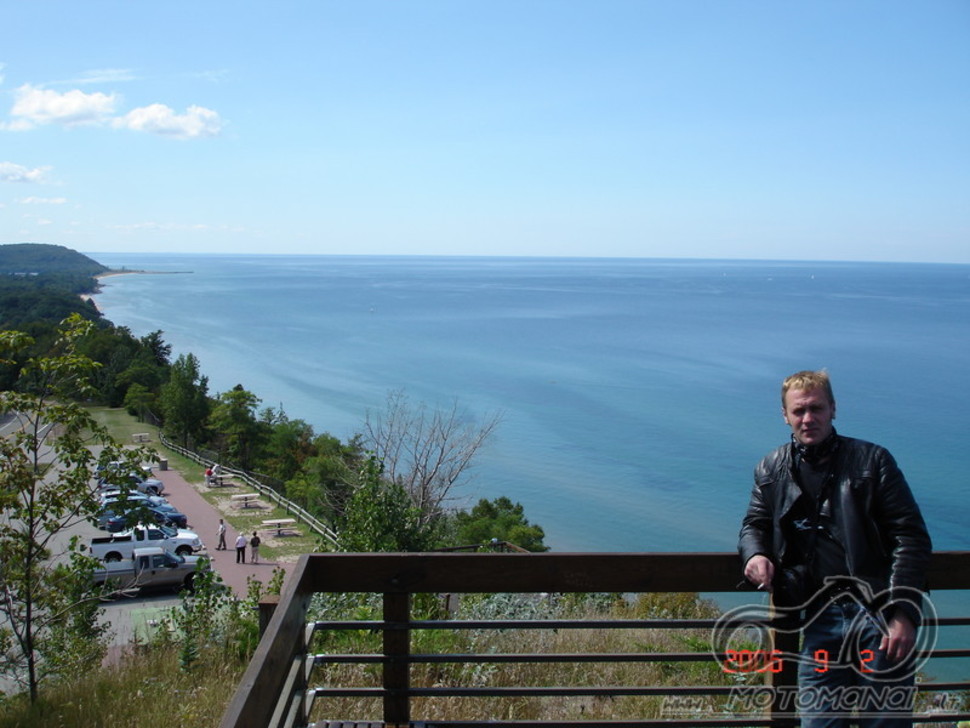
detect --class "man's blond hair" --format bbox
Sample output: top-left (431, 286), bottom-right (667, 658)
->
top-left (781, 369), bottom-right (835, 407)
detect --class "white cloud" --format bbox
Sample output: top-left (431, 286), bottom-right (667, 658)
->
top-left (73, 68), bottom-right (137, 85)
top-left (113, 103), bottom-right (223, 139)
top-left (18, 196), bottom-right (67, 204)
top-left (108, 221), bottom-right (244, 233)
top-left (2, 80), bottom-right (224, 139)
top-left (192, 69), bottom-right (229, 84)
top-left (9, 84), bottom-right (118, 129)
top-left (0, 161), bottom-right (50, 183)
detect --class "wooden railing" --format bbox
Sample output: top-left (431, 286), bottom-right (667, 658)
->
top-left (221, 552), bottom-right (970, 728)
top-left (158, 431), bottom-right (340, 546)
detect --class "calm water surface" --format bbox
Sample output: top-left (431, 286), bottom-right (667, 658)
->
top-left (90, 255), bottom-right (970, 558)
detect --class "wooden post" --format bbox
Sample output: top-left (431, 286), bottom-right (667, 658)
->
top-left (258, 594), bottom-right (280, 636)
top-left (383, 592), bottom-right (411, 727)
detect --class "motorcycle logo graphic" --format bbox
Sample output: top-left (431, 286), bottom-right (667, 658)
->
top-left (712, 575), bottom-right (938, 679)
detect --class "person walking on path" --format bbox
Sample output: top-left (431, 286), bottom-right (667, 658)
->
top-left (216, 518), bottom-right (227, 550)
top-left (250, 531), bottom-right (261, 564)
top-left (235, 533), bottom-right (247, 563)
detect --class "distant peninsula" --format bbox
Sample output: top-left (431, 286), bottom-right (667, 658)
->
top-left (0, 243), bottom-right (190, 327)
top-left (0, 243), bottom-right (108, 277)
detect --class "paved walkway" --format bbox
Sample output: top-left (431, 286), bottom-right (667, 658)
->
top-left (151, 466), bottom-right (294, 597)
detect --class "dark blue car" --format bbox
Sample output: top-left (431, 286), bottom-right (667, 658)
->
top-left (98, 504), bottom-right (189, 532)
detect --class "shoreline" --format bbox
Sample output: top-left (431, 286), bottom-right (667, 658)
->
top-left (82, 269), bottom-right (193, 314)
top-left (96, 269), bottom-right (193, 279)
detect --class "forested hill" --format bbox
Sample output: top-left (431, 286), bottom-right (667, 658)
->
top-left (0, 243), bottom-right (108, 276)
top-left (0, 243), bottom-right (106, 329)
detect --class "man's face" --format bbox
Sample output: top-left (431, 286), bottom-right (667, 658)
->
top-left (782, 387), bottom-right (836, 446)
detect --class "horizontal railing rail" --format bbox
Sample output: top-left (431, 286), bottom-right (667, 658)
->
top-left (221, 552), bottom-right (970, 728)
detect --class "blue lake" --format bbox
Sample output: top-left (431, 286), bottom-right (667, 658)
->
top-left (90, 254), bottom-right (969, 555)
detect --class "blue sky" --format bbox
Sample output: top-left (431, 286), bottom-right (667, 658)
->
top-left (2, 1), bottom-right (968, 262)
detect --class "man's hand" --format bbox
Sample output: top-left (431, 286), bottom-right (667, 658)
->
top-left (743, 554), bottom-right (774, 591)
top-left (880, 611), bottom-right (916, 663)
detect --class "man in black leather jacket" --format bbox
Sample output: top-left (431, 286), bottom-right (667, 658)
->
top-left (738, 370), bottom-right (931, 727)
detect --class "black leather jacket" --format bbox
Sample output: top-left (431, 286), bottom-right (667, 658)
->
top-left (738, 435), bottom-right (932, 604)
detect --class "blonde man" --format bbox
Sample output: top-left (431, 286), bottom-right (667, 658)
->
top-left (739, 370), bottom-right (931, 727)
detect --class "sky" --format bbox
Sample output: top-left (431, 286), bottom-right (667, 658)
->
top-left (1, 1), bottom-right (968, 263)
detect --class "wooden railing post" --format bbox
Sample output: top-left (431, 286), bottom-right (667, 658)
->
top-left (383, 591), bottom-right (411, 727)
top-left (258, 594), bottom-right (280, 636)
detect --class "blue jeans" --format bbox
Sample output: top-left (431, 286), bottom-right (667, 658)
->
top-left (798, 601), bottom-right (916, 727)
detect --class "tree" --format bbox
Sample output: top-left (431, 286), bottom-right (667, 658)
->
top-left (159, 353), bottom-right (210, 448)
top-left (123, 381), bottom-right (156, 422)
top-left (259, 408), bottom-right (316, 482)
top-left (289, 433), bottom-right (365, 524)
top-left (363, 390), bottom-right (501, 526)
top-left (140, 330), bottom-right (171, 368)
top-left (339, 456), bottom-right (439, 552)
top-left (0, 315), bottom-right (144, 701)
top-left (209, 385), bottom-right (263, 470)
top-left (454, 497), bottom-right (549, 552)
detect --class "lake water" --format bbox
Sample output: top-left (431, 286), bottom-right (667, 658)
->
top-left (89, 254), bottom-right (969, 559)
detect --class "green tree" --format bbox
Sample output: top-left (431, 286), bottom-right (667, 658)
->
top-left (339, 456), bottom-right (438, 552)
top-left (159, 353), bottom-right (210, 448)
top-left (259, 408), bottom-right (316, 481)
top-left (0, 315), bottom-right (143, 701)
top-left (140, 330), bottom-right (171, 367)
top-left (123, 381), bottom-right (156, 422)
top-left (290, 433), bottom-right (365, 523)
top-left (209, 385), bottom-right (263, 470)
top-left (454, 497), bottom-right (549, 552)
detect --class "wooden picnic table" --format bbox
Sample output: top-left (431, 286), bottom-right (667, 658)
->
top-left (262, 518), bottom-right (297, 536)
top-left (231, 493), bottom-right (259, 509)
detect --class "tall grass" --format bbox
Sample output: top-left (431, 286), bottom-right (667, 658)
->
top-left (2, 588), bottom-right (958, 726)
top-left (0, 645), bottom-right (245, 728)
top-left (306, 591), bottom-right (746, 724)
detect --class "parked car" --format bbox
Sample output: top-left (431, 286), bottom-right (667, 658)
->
top-left (99, 503), bottom-right (189, 532)
top-left (97, 461), bottom-right (164, 496)
top-left (144, 498), bottom-right (184, 520)
top-left (89, 524), bottom-right (204, 562)
top-left (93, 546), bottom-right (207, 594)
top-left (101, 491), bottom-right (172, 510)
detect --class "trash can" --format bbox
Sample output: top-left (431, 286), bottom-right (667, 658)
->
top-left (158, 458), bottom-right (168, 471)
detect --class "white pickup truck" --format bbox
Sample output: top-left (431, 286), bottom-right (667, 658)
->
top-left (89, 524), bottom-right (204, 563)
top-left (93, 546), bottom-right (207, 594)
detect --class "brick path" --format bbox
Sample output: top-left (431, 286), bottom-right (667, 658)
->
top-left (150, 467), bottom-right (294, 597)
